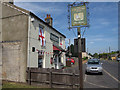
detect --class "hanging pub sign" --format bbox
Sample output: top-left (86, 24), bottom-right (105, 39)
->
top-left (71, 5), bottom-right (87, 26)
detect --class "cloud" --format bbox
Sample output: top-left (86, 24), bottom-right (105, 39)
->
top-left (87, 34), bottom-right (118, 46)
top-left (88, 35), bottom-right (104, 39)
top-left (95, 18), bottom-right (110, 26)
top-left (101, 21), bottom-right (110, 26)
top-left (112, 27), bottom-right (118, 31)
top-left (88, 37), bottom-right (117, 43)
top-left (90, 2), bottom-right (118, 13)
top-left (93, 38), bottom-right (103, 41)
top-left (89, 3), bottom-right (118, 30)
top-left (98, 18), bottom-right (111, 26)
top-left (15, 2), bottom-right (64, 16)
top-left (89, 41), bottom-right (94, 44)
top-left (89, 35), bottom-right (104, 41)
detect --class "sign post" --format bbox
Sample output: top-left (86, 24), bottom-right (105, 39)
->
top-left (77, 27), bottom-right (83, 89)
top-left (68, 2), bottom-right (89, 89)
top-left (71, 5), bottom-right (87, 89)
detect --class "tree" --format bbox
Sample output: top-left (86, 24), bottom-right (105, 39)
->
top-left (93, 53), bottom-right (99, 58)
top-left (88, 53), bottom-right (93, 57)
top-left (99, 53), bottom-right (109, 59)
top-left (66, 44), bottom-right (75, 57)
top-left (70, 44), bottom-right (74, 56)
top-left (65, 46), bottom-right (70, 57)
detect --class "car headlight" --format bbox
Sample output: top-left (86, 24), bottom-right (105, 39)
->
top-left (98, 67), bottom-right (102, 69)
top-left (87, 67), bottom-right (90, 69)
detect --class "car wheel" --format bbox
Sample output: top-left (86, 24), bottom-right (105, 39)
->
top-left (100, 72), bottom-right (103, 75)
top-left (85, 70), bottom-right (88, 75)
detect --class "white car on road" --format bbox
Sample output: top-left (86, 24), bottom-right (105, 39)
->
top-left (85, 59), bottom-right (103, 75)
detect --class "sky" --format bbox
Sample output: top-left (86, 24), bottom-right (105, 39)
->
top-left (14, 2), bottom-right (118, 54)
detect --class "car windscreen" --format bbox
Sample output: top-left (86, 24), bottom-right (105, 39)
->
top-left (88, 60), bottom-right (99, 64)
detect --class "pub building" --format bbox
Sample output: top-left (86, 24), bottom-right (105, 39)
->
top-left (1, 1), bottom-right (66, 83)
top-left (36, 14), bottom-right (66, 69)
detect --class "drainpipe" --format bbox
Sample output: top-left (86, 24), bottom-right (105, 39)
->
top-left (27, 16), bottom-right (31, 68)
top-left (57, 55), bottom-right (59, 69)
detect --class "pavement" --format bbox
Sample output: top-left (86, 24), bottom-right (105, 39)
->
top-left (83, 60), bottom-right (120, 88)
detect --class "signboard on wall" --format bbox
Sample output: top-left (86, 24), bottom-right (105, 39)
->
top-left (50, 33), bottom-right (59, 44)
top-left (71, 5), bottom-right (87, 26)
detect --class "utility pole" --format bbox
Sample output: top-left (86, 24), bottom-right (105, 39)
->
top-left (69, 39), bottom-right (72, 57)
top-left (77, 27), bottom-right (83, 89)
top-left (109, 46), bottom-right (111, 60)
top-left (87, 48), bottom-right (88, 54)
top-left (69, 39), bottom-right (70, 56)
top-left (109, 46), bottom-right (111, 53)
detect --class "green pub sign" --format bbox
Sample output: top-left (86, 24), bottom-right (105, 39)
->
top-left (71, 5), bottom-right (87, 26)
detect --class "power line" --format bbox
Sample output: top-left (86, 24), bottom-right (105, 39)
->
top-left (82, 27), bottom-right (86, 38)
top-left (72, 28), bottom-right (77, 37)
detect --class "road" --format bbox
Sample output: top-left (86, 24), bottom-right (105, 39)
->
top-left (83, 60), bottom-right (119, 88)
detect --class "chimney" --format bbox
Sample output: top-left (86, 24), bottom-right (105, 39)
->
top-left (9, 0), bottom-right (14, 4)
top-left (0, 0), bottom-right (14, 4)
top-left (47, 14), bottom-right (49, 18)
top-left (45, 14), bottom-right (53, 27)
top-left (1, 0), bottom-right (14, 4)
top-left (48, 14), bottom-right (50, 17)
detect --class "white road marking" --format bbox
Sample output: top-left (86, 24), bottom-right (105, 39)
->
top-left (84, 74), bottom-right (87, 82)
top-left (84, 74), bottom-right (108, 88)
top-left (103, 69), bottom-right (120, 83)
top-left (83, 61), bottom-right (119, 88)
top-left (86, 81), bottom-right (109, 88)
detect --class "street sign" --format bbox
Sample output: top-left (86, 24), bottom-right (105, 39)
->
top-left (71, 5), bottom-right (87, 26)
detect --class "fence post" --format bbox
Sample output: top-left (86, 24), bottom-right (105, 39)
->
top-left (49, 70), bottom-right (52, 88)
top-left (28, 68), bottom-right (31, 85)
top-left (72, 73), bottom-right (75, 89)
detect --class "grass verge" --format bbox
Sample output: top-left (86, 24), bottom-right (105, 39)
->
top-left (2, 81), bottom-right (50, 89)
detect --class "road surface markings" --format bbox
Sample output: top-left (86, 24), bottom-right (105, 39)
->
top-left (103, 69), bottom-right (120, 83)
top-left (84, 74), bottom-right (87, 82)
top-left (86, 80), bottom-right (109, 88)
top-left (84, 74), bottom-right (108, 88)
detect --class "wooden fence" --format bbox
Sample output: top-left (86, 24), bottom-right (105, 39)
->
top-left (26, 68), bottom-right (80, 88)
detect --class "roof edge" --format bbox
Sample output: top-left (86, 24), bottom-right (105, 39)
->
top-left (30, 12), bottom-right (66, 38)
top-left (3, 2), bottom-right (66, 38)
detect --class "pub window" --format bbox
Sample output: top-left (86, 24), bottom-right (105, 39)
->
top-left (60, 37), bottom-right (63, 47)
top-left (60, 37), bottom-right (62, 42)
top-left (32, 47), bottom-right (35, 52)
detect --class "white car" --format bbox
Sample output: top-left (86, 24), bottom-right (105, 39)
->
top-left (117, 57), bottom-right (120, 62)
top-left (85, 59), bottom-right (103, 75)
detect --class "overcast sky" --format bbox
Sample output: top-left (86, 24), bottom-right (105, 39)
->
top-left (14, 2), bottom-right (118, 54)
